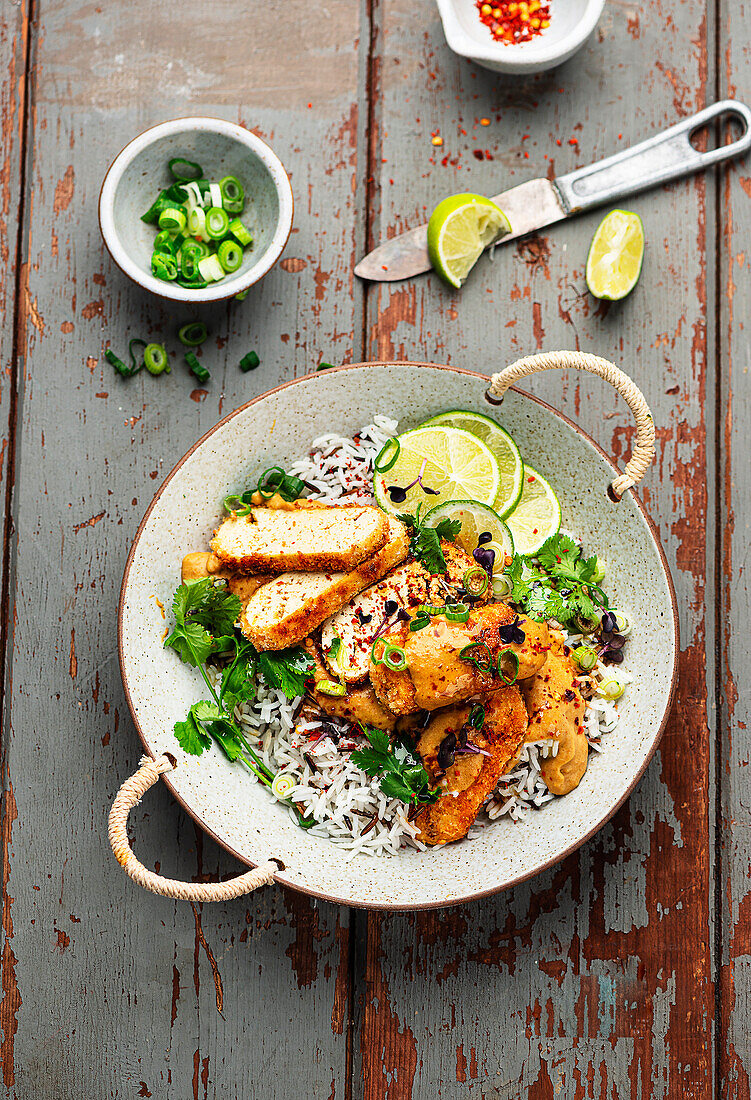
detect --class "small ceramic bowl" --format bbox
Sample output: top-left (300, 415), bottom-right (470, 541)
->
top-left (118, 362), bottom-right (678, 910)
top-left (99, 117), bottom-right (294, 304)
top-left (435, 0), bottom-right (605, 74)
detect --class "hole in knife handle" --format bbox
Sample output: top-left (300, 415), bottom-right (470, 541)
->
top-left (689, 112), bottom-right (745, 154)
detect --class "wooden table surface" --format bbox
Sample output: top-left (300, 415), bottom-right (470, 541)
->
top-left (0, 0), bottom-right (747, 1096)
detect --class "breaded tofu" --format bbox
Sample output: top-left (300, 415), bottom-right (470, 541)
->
top-left (319, 542), bottom-right (489, 685)
top-left (414, 686), bottom-right (528, 845)
top-left (211, 503), bottom-right (389, 574)
top-left (239, 516), bottom-right (409, 650)
top-left (521, 632), bottom-right (588, 795)
top-left (370, 603), bottom-right (550, 714)
top-left (304, 639), bottom-right (398, 731)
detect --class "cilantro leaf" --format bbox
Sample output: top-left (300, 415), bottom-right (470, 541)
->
top-left (351, 725), bottom-right (439, 806)
top-left (257, 646), bottom-right (314, 699)
top-left (164, 621), bottom-right (214, 666)
top-left (220, 640), bottom-right (257, 711)
top-left (397, 510), bottom-right (461, 574)
top-left (536, 533), bottom-right (580, 574)
top-left (174, 702), bottom-right (215, 755)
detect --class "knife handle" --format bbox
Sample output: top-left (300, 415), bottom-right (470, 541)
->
top-left (555, 100), bottom-right (751, 213)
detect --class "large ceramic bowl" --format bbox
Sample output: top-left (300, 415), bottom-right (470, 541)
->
top-left (119, 362), bottom-right (678, 910)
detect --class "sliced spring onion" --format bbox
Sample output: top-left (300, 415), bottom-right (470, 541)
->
top-left (591, 557), bottom-right (607, 584)
top-left (240, 351), bottom-right (260, 372)
top-left (169, 157), bottom-right (203, 181)
top-left (370, 636), bottom-right (388, 665)
top-left (185, 351), bottom-right (210, 384)
top-left (158, 206), bottom-right (187, 233)
top-left (180, 249), bottom-right (201, 281)
top-left (317, 680), bottom-right (347, 697)
top-left (383, 644), bottom-right (407, 671)
top-left (496, 649), bottom-right (520, 685)
top-left (458, 642), bottom-right (492, 673)
top-left (163, 183), bottom-right (189, 203)
top-left (153, 229), bottom-right (175, 253)
top-left (204, 206), bottom-right (230, 240)
top-left (235, 288), bottom-right (250, 301)
top-left (599, 675), bottom-right (626, 701)
top-left (374, 437), bottom-right (400, 473)
top-left (574, 612), bottom-right (600, 635)
top-left (271, 772), bottom-right (296, 799)
top-left (444, 602), bottom-right (470, 623)
top-left (409, 615), bottom-right (430, 632)
top-left (317, 362), bottom-right (334, 371)
top-left (572, 644), bottom-right (598, 672)
top-left (223, 493), bottom-right (254, 516)
top-left (128, 338), bottom-right (147, 371)
top-left (187, 207), bottom-right (206, 238)
top-left (208, 182), bottom-right (223, 208)
top-left (612, 611), bottom-right (632, 637)
top-left (417, 603), bottom-right (445, 617)
top-left (105, 348), bottom-right (138, 378)
top-left (219, 175), bottom-right (245, 213)
top-left (144, 343), bottom-right (169, 376)
top-left (178, 321), bottom-right (208, 347)
top-left (492, 572), bottom-right (513, 598)
top-left (468, 703), bottom-right (485, 728)
top-left (257, 466), bottom-right (286, 498)
top-left (177, 277), bottom-right (209, 290)
top-left (217, 239), bottom-right (243, 273)
top-left (462, 566), bottom-right (489, 598)
top-left (198, 254), bottom-right (225, 282)
top-left (229, 217), bottom-right (252, 247)
top-left (140, 191), bottom-right (170, 224)
top-left (184, 181), bottom-right (205, 208)
top-left (151, 253), bottom-right (178, 281)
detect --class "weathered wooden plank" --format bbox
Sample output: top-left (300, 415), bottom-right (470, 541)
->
top-left (0, 0), bottom-right (36, 1092)
top-left (359, 0), bottom-right (715, 1095)
top-left (1, 1), bottom-right (371, 1096)
top-left (717, 9), bottom-right (751, 1095)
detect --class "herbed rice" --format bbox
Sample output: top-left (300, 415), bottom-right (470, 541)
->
top-left (219, 417), bottom-right (632, 856)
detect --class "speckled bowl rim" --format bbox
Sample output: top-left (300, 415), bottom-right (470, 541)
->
top-left (98, 117), bottom-right (294, 304)
top-left (118, 362), bottom-right (679, 910)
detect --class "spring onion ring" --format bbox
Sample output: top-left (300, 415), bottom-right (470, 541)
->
top-left (496, 649), bottom-right (520, 685)
top-left (374, 437), bottom-right (401, 473)
top-left (185, 352), bottom-right (209, 384)
top-left (444, 602), bottom-right (470, 623)
top-left (317, 680), bottom-right (347, 697)
top-left (217, 239), bottom-right (243, 273)
top-left (143, 343), bottom-right (169, 376)
top-left (178, 321), bottom-right (208, 348)
top-left (458, 642), bottom-right (492, 673)
top-left (219, 175), bottom-right (245, 213)
top-left (229, 218), bottom-right (253, 247)
top-left (462, 566), bottom-right (489, 598)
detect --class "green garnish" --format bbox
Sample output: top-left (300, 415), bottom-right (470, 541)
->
top-left (317, 679), bottom-right (346, 697)
top-left (144, 343), bottom-right (169, 376)
top-left (105, 348), bottom-right (139, 378)
top-left (374, 438), bottom-right (400, 473)
top-left (396, 504), bottom-right (461, 574)
top-left (351, 726), bottom-right (440, 807)
top-left (165, 578), bottom-right (314, 827)
top-left (178, 321), bottom-right (208, 347)
top-left (185, 351), bottom-right (209, 384)
top-left (142, 162), bottom-right (253, 288)
top-left (240, 351), bottom-right (260, 372)
top-left (503, 532), bottom-right (609, 627)
top-left (370, 637), bottom-right (407, 671)
top-left (316, 362), bottom-right (335, 371)
top-left (496, 649), bottom-right (520, 685)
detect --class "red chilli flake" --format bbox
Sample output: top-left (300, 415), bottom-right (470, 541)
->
top-left (475, 0), bottom-right (550, 43)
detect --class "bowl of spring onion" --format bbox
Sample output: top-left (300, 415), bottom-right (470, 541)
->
top-left (99, 117), bottom-right (294, 303)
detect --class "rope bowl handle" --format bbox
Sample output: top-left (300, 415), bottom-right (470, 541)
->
top-left (486, 350), bottom-right (655, 500)
top-left (109, 754), bottom-right (279, 902)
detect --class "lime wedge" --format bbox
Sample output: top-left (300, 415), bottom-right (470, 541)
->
top-left (420, 410), bottom-right (523, 518)
top-left (427, 193), bottom-right (511, 289)
top-left (423, 499), bottom-right (514, 561)
top-left (373, 426), bottom-right (501, 517)
top-left (505, 466), bottom-right (561, 555)
top-left (585, 209), bottom-right (644, 300)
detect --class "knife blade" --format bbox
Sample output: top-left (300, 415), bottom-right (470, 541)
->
top-left (354, 179), bottom-right (567, 282)
top-left (355, 99), bottom-right (751, 283)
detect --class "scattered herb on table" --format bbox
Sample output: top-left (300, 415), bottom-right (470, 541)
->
top-left (351, 725), bottom-right (440, 807)
top-left (396, 505), bottom-right (462, 574)
top-left (239, 351), bottom-right (260, 372)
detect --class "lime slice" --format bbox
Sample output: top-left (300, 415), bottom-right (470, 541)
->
top-left (420, 410), bottom-right (523, 518)
top-left (585, 209), bottom-right (644, 300)
top-left (427, 193), bottom-right (511, 289)
top-left (373, 426), bottom-right (501, 517)
top-left (505, 466), bottom-right (561, 555)
top-left (423, 499), bottom-right (514, 562)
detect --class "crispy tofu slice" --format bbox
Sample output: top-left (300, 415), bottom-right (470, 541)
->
top-left (414, 686), bottom-right (528, 845)
top-left (304, 639), bottom-right (398, 731)
top-left (239, 516), bottom-right (409, 650)
top-left (211, 503), bottom-right (389, 574)
top-left (320, 542), bottom-right (488, 685)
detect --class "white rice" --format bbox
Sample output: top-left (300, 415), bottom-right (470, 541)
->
top-left (220, 417), bottom-right (631, 855)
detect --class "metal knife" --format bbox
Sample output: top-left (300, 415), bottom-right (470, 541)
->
top-left (355, 99), bottom-right (751, 282)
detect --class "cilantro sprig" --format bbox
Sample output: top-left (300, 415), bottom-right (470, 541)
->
top-left (163, 578), bottom-right (315, 827)
top-left (396, 504), bottom-right (461, 574)
top-left (351, 725), bottom-right (440, 806)
top-left (502, 533), bottom-right (608, 627)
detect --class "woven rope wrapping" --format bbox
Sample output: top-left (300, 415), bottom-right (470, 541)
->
top-left (108, 754), bottom-right (277, 901)
top-left (488, 351), bottom-right (655, 498)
